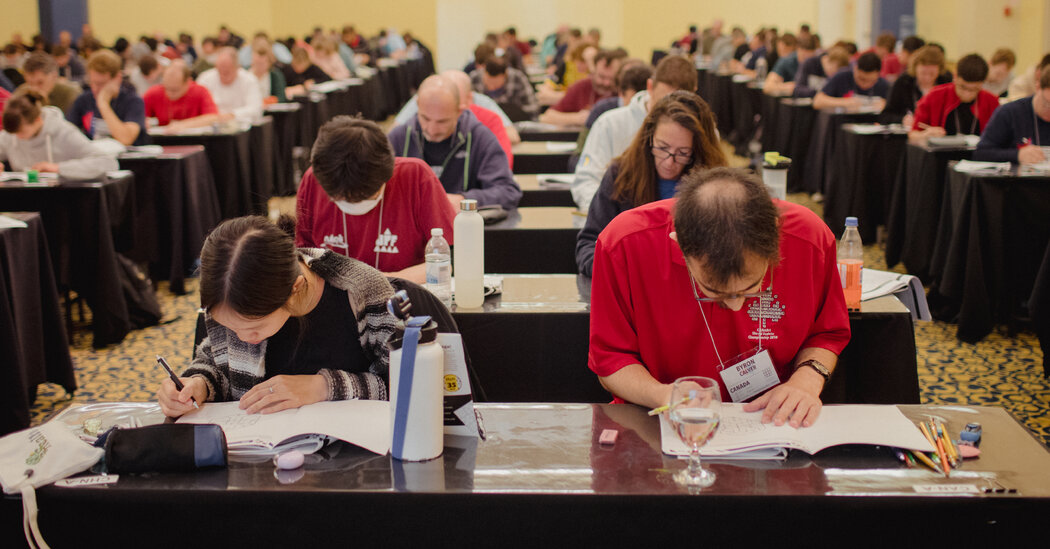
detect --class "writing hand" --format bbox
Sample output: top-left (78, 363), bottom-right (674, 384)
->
top-left (157, 376), bottom-right (207, 418)
top-left (1019, 144), bottom-right (1046, 165)
top-left (239, 374), bottom-right (327, 414)
top-left (31, 162), bottom-right (59, 172)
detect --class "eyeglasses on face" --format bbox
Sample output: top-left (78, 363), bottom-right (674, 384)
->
top-left (688, 268), bottom-right (772, 304)
top-left (651, 144), bottom-right (694, 165)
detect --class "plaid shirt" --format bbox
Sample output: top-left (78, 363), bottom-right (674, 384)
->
top-left (471, 67), bottom-right (539, 119)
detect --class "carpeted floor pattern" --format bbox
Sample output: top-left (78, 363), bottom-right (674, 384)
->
top-left (26, 192), bottom-right (1050, 449)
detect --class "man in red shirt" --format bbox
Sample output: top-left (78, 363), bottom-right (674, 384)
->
top-left (142, 60), bottom-right (224, 133)
top-left (296, 116), bottom-right (456, 283)
top-left (909, 53), bottom-right (1000, 142)
top-left (539, 49), bottom-right (626, 126)
top-left (589, 167), bottom-right (851, 427)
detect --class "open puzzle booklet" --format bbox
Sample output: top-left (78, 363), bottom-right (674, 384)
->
top-left (660, 404), bottom-right (935, 460)
top-left (177, 400), bottom-right (391, 457)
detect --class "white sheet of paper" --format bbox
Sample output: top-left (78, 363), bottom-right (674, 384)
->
top-left (545, 141), bottom-right (577, 152)
top-left (0, 215), bottom-right (28, 229)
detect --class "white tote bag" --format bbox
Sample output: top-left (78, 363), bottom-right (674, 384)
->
top-left (0, 421), bottom-right (104, 549)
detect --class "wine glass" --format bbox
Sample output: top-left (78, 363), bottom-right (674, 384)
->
top-left (668, 376), bottom-right (721, 489)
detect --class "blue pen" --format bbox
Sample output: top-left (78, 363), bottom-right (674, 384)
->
top-left (157, 355), bottom-right (199, 409)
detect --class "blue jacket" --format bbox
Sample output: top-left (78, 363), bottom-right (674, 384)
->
top-left (387, 109), bottom-right (521, 210)
top-left (975, 96), bottom-right (1050, 163)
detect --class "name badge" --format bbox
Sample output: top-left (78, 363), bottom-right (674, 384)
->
top-left (718, 348), bottom-right (780, 403)
top-left (430, 165), bottom-right (444, 178)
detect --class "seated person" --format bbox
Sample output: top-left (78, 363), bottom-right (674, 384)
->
top-left (984, 48), bottom-right (1016, 98)
top-left (144, 60), bottom-right (223, 132)
top-left (387, 75), bottom-right (521, 210)
top-left (238, 31), bottom-right (292, 68)
top-left (282, 46), bottom-right (331, 98)
top-left (67, 50), bottom-right (148, 146)
top-left (1007, 53), bottom-right (1050, 103)
top-left (584, 61), bottom-right (652, 131)
top-left (0, 90), bottom-right (119, 179)
top-left (882, 45), bottom-right (952, 124)
top-left (730, 30), bottom-right (767, 78)
top-left (539, 48), bottom-right (625, 126)
top-left (588, 167), bottom-right (851, 425)
top-left (393, 81), bottom-right (520, 144)
top-left (870, 32), bottom-right (902, 80)
top-left (909, 53), bottom-right (999, 142)
top-left (793, 45), bottom-right (850, 99)
top-left (572, 55), bottom-right (698, 212)
top-left (311, 35), bottom-right (352, 80)
top-left (128, 54), bottom-right (163, 97)
top-left (52, 45), bottom-right (85, 83)
top-left (191, 37), bottom-right (218, 77)
top-left (813, 52), bottom-right (890, 110)
top-left (249, 36), bottom-right (287, 103)
top-left (576, 91), bottom-right (727, 277)
top-left (896, 35), bottom-right (925, 74)
top-left (196, 47), bottom-right (263, 122)
top-left (296, 116), bottom-right (456, 283)
top-left (444, 70), bottom-right (514, 168)
top-left (16, 52), bottom-right (82, 115)
top-left (471, 56), bottom-right (539, 122)
top-left (157, 216), bottom-right (397, 417)
top-left (762, 33), bottom-right (802, 95)
top-left (975, 69), bottom-right (1050, 164)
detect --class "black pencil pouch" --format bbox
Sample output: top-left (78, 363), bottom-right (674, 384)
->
top-left (103, 424), bottom-right (228, 473)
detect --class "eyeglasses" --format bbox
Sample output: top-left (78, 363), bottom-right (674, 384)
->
top-left (651, 145), bottom-right (693, 165)
top-left (689, 267), bottom-right (772, 304)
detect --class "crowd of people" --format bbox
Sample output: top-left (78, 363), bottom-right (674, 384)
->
top-left (3, 18), bottom-right (1048, 429)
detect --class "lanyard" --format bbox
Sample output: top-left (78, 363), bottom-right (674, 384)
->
top-left (690, 272), bottom-right (773, 370)
top-left (1035, 104), bottom-right (1043, 148)
top-left (953, 105), bottom-right (978, 136)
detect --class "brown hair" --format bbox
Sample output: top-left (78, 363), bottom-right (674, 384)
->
top-left (875, 32), bottom-right (897, 51)
top-left (87, 50), bottom-right (122, 77)
top-left (611, 91), bottom-right (726, 206)
top-left (2, 90), bottom-right (45, 133)
top-left (653, 54), bottom-right (697, 92)
top-left (310, 116), bottom-right (394, 201)
top-left (907, 45), bottom-right (946, 77)
top-left (199, 216), bottom-right (301, 318)
top-left (990, 48), bottom-right (1016, 69)
top-left (673, 167), bottom-right (781, 286)
top-left (824, 46), bottom-right (851, 72)
top-left (22, 51), bottom-right (58, 75)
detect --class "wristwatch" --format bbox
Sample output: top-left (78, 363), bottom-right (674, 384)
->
top-left (796, 359), bottom-right (831, 384)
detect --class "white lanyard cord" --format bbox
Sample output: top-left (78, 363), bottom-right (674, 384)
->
top-left (690, 269), bottom-right (771, 369)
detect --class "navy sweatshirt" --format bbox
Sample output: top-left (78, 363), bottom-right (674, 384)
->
top-left (975, 96), bottom-right (1050, 163)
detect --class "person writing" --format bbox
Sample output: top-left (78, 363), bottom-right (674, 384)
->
top-left (0, 90), bottom-right (118, 179)
top-left (881, 45), bottom-right (951, 124)
top-left (576, 91), bottom-right (726, 277)
top-left (67, 50), bottom-right (148, 146)
top-left (296, 116), bottom-right (456, 284)
top-left (813, 52), bottom-right (889, 111)
top-left (975, 69), bottom-right (1050, 165)
top-left (588, 167), bottom-right (851, 426)
top-left (143, 60), bottom-right (224, 133)
top-left (908, 53), bottom-right (999, 143)
top-left (157, 216), bottom-right (397, 417)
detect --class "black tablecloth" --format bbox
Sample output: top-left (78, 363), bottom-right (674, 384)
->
top-left (249, 118), bottom-right (275, 213)
top-left (518, 127), bottom-right (582, 142)
top-left (729, 82), bottom-right (762, 154)
top-left (0, 213), bottom-right (74, 435)
top-left (0, 174), bottom-right (135, 346)
top-left (360, 73), bottom-right (383, 121)
top-left (930, 167), bottom-right (1050, 342)
top-left (512, 144), bottom-right (574, 174)
top-left (118, 146), bottom-right (222, 294)
top-left (151, 127), bottom-right (255, 218)
top-left (699, 71), bottom-right (734, 137)
top-left (293, 94), bottom-right (327, 149)
top-left (884, 143), bottom-right (974, 281)
top-left (264, 104), bottom-right (302, 196)
top-left (823, 128), bottom-right (907, 241)
top-left (803, 110), bottom-right (879, 194)
top-left (485, 208), bottom-right (580, 273)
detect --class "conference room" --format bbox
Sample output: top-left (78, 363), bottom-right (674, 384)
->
top-left (2, 0), bottom-right (1050, 544)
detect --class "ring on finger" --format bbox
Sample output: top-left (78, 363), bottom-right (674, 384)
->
top-left (269, 386), bottom-right (274, 394)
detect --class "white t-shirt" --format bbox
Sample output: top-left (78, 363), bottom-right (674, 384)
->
top-left (196, 67), bottom-right (263, 121)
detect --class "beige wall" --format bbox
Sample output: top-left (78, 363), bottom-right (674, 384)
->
top-left (270, 0), bottom-right (438, 54)
top-left (916, 0), bottom-right (1048, 71)
top-left (1, 0), bottom-right (38, 43)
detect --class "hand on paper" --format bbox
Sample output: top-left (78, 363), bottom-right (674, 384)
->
top-left (239, 374), bottom-right (328, 414)
top-left (1018, 144), bottom-right (1047, 165)
top-left (32, 162), bottom-right (59, 173)
top-left (742, 367), bottom-right (824, 428)
top-left (157, 376), bottom-right (208, 417)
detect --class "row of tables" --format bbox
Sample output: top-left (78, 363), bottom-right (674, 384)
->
top-left (700, 68), bottom-right (1050, 343)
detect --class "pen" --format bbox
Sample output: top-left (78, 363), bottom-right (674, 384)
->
top-left (648, 396), bottom-right (690, 416)
top-left (156, 354), bottom-right (198, 409)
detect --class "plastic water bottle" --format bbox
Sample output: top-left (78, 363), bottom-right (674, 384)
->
top-left (837, 217), bottom-right (863, 312)
top-left (424, 228), bottom-right (451, 308)
top-left (453, 200), bottom-right (485, 309)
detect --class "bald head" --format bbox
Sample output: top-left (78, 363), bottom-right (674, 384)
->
top-left (417, 75), bottom-right (463, 142)
top-left (215, 47), bottom-right (239, 85)
top-left (163, 60), bottom-right (192, 100)
top-left (440, 70), bottom-right (474, 108)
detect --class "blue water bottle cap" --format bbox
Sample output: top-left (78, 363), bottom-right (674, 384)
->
top-left (845, 217), bottom-right (858, 227)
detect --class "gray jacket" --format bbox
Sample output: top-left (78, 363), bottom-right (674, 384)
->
top-left (0, 106), bottom-right (118, 179)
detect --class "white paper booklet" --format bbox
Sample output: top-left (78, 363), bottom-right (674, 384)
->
top-left (660, 404), bottom-right (934, 459)
top-left (177, 400), bottom-right (390, 456)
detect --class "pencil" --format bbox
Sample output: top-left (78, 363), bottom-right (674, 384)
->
top-left (908, 449), bottom-right (942, 473)
top-left (648, 396), bottom-right (690, 416)
top-left (937, 422), bottom-right (959, 464)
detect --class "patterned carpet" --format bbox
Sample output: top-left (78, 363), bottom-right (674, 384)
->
top-left (26, 195), bottom-right (1050, 448)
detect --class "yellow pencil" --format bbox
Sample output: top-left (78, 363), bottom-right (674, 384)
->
top-left (938, 422), bottom-right (959, 464)
top-left (908, 449), bottom-right (942, 473)
top-left (648, 396), bottom-right (691, 416)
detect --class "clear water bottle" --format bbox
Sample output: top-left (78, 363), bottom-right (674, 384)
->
top-left (453, 200), bottom-right (485, 309)
top-left (837, 217), bottom-right (863, 312)
top-left (424, 228), bottom-right (452, 308)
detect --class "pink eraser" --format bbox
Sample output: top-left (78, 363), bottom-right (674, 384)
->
top-left (599, 429), bottom-right (618, 445)
top-left (958, 445), bottom-right (981, 459)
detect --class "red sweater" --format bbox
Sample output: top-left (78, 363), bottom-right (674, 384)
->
top-left (588, 199), bottom-right (851, 403)
top-left (295, 157), bottom-right (457, 274)
top-left (914, 82), bottom-right (1000, 134)
top-left (143, 82), bottom-right (218, 126)
top-left (469, 104), bottom-right (513, 169)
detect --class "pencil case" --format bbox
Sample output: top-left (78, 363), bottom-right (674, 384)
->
top-left (103, 424), bottom-right (228, 473)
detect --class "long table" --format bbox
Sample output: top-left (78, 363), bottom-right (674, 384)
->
top-left (4, 402), bottom-right (1045, 545)
top-left (485, 207), bottom-right (581, 273)
top-left (511, 141), bottom-right (575, 174)
top-left (453, 274), bottom-right (920, 404)
top-left (823, 125), bottom-right (908, 241)
top-left (514, 174), bottom-right (576, 208)
top-left (0, 213), bottom-right (74, 435)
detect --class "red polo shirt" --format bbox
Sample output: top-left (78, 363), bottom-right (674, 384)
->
top-left (142, 81), bottom-right (218, 126)
top-left (588, 199), bottom-right (851, 402)
top-left (914, 82), bottom-right (1000, 134)
top-left (295, 157), bottom-right (457, 273)
top-left (551, 77), bottom-right (610, 113)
